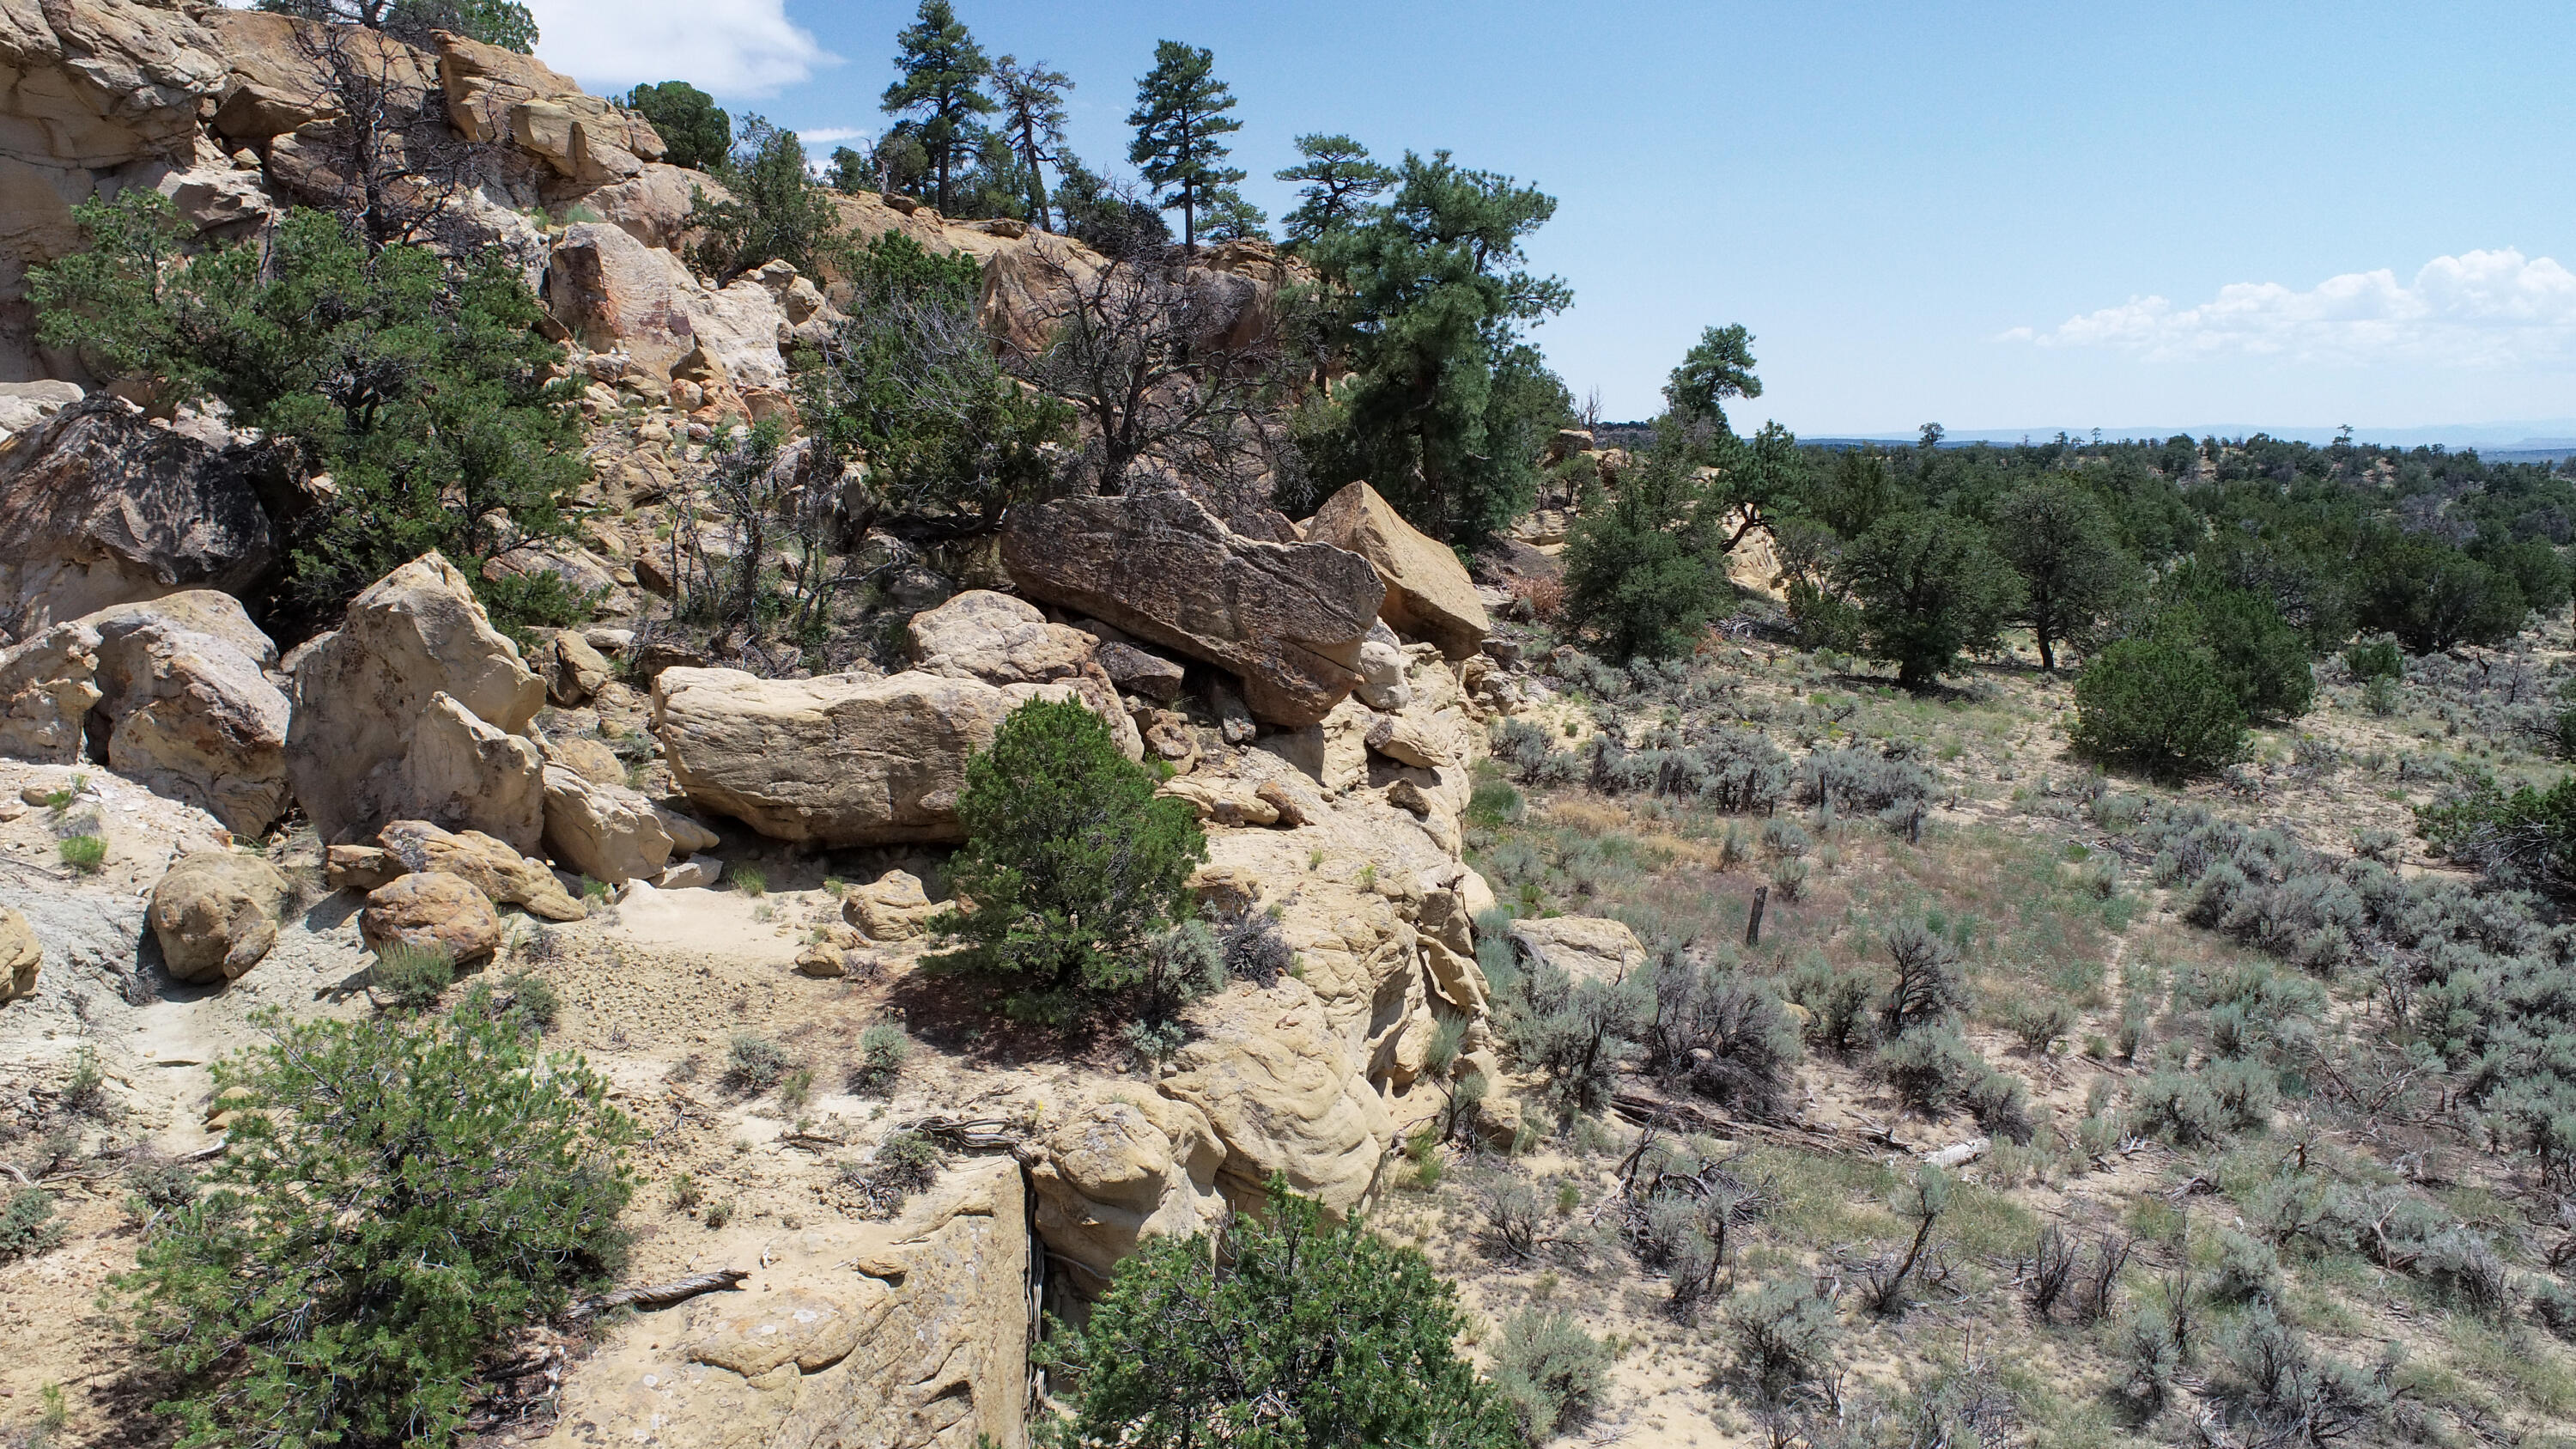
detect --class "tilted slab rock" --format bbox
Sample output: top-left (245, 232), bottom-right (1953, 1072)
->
top-left (1304, 481), bottom-right (1492, 659)
top-left (1509, 915), bottom-right (1646, 983)
top-left (1000, 490), bottom-right (1384, 728)
top-left (284, 551), bottom-right (544, 846)
top-left (0, 908), bottom-right (38, 1002)
top-left (545, 221), bottom-right (787, 387)
top-left (379, 819), bottom-right (580, 922)
top-left (653, 666), bottom-right (1135, 847)
top-left (381, 693), bottom-right (546, 856)
top-left (0, 398), bottom-right (276, 642)
top-left (1026, 1093), bottom-right (1226, 1293)
top-left (538, 764), bottom-right (674, 885)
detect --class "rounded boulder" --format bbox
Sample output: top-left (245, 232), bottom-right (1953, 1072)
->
top-left (149, 851), bottom-right (288, 983)
top-left (359, 872), bottom-right (502, 963)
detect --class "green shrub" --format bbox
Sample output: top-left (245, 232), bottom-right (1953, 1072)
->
top-left (850, 1024), bottom-right (909, 1094)
top-left (1491, 1310), bottom-right (1608, 1440)
top-left (1877, 1026), bottom-right (1984, 1115)
top-left (624, 80), bottom-right (730, 172)
top-left (1838, 508), bottom-right (2024, 689)
top-left (1465, 777), bottom-right (1526, 827)
top-left (2131, 1070), bottom-right (2229, 1145)
top-left (0, 1187), bottom-right (63, 1262)
top-left (58, 835), bottom-right (106, 874)
top-left (124, 1160), bottom-right (199, 1217)
top-left (1725, 1281), bottom-right (1839, 1401)
top-left (30, 194), bottom-right (586, 635)
top-left (2072, 634), bottom-right (2248, 778)
top-left (1561, 434), bottom-right (1731, 661)
top-left (2342, 636), bottom-right (2402, 682)
top-left (723, 1032), bottom-right (793, 1093)
top-left (2533, 1278), bottom-right (2576, 1341)
top-left (61, 1044), bottom-right (110, 1118)
top-left (730, 863), bottom-right (767, 897)
top-left (2416, 770), bottom-right (2576, 896)
top-left (1966, 1068), bottom-right (2033, 1143)
top-left (1787, 959), bottom-right (1877, 1055)
top-left (1042, 1175), bottom-right (1518, 1447)
top-left (367, 942), bottom-right (456, 1013)
top-left (928, 698), bottom-right (1207, 1021)
top-left (2209, 1227), bottom-right (2281, 1305)
top-left (112, 1000), bottom-right (634, 1449)
top-left (683, 117), bottom-right (855, 282)
top-left (2004, 998), bottom-right (2075, 1055)
top-left (1879, 921), bottom-right (1967, 1036)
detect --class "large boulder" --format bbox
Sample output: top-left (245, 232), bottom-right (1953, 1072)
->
top-left (431, 30), bottom-right (661, 181)
top-left (384, 693), bottom-right (547, 855)
top-left (1000, 491), bottom-right (1384, 728)
top-left (0, 591), bottom-right (290, 834)
top-left (0, 398), bottom-right (276, 641)
top-left (652, 667), bottom-right (1134, 847)
top-left (284, 552), bottom-right (545, 846)
top-left (581, 162), bottom-right (722, 251)
top-left (1509, 915), bottom-right (1646, 983)
top-left (544, 222), bottom-right (787, 387)
top-left (538, 764), bottom-right (677, 884)
top-left (201, 8), bottom-right (433, 143)
top-left (378, 819), bottom-right (581, 922)
top-left (1304, 481), bottom-right (1491, 659)
top-left (148, 850), bottom-right (286, 983)
top-left (359, 871), bottom-right (501, 962)
top-left (906, 588), bottom-right (1091, 684)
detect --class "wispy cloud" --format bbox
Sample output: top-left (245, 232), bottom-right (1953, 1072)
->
top-left (527, 0), bottom-right (835, 97)
top-left (2003, 249), bottom-right (2576, 367)
top-left (797, 127), bottom-right (870, 148)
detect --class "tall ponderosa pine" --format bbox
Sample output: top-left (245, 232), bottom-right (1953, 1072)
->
top-left (1275, 133), bottom-right (1395, 247)
top-left (624, 81), bottom-right (729, 172)
top-left (879, 0), bottom-right (994, 214)
top-left (1127, 40), bottom-right (1245, 249)
top-left (990, 55), bottom-right (1072, 229)
top-left (1304, 149), bottom-right (1573, 543)
top-left (1664, 323), bottom-right (1763, 434)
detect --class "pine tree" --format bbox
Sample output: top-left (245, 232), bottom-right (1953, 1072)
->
top-left (1989, 476), bottom-right (2132, 671)
top-left (1275, 133), bottom-right (1394, 247)
top-left (624, 81), bottom-right (730, 173)
top-left (1664, 323), bottom-right (1763, 434)
top-left (879, 0), bottom-right (993, 214)
top-left (991, 55), bottom-right (1072, 230)
top-left (1127, 40), bottom-right (1245, 249)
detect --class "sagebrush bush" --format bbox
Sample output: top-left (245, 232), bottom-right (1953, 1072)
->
top-left (1788, 959), bottom-right (1876, 1055)
top-left (113, 1000), bottom-right (633, 1449)
top-left (1725, 1281), bottom-right (1839, 1401)
top-left (1877, 1026), bottom-right (1984, 1115)
top-left (1880, 922), bottom-right (1967, 1036)
top-left (0, 1187), bottom-right (62, 1262)
top-left (1642, 958), bottom-right (1800, 1117)
top-left (1491, 1310), bottom-right (1608, 1440)
top-left (723, 1032), bottom-right (793, 1093)
top-left (2209, 1227), bottom-right (2281, 1306)
top-left (851, 1024), bottom-right (909, 1094)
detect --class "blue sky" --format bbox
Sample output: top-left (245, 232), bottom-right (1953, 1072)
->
top-left (525, 1), bottom-right (2576, 440)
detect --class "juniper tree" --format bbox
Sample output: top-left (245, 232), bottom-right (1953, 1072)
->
top-left (624, 81), bottom-right (729, 172)
top-left (1127, 40), bottom-right (1245, 249)
top-left (1990, 476), bottom-right (2132, 671)
top-left (879, 0), bottom-right (994, 213)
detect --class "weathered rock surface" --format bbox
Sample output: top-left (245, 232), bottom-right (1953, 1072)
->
top-left (907, 589), bottom-right (1089, 684)
top-left (284, 552), bottom-right (545, 846)
top-left (538, 764), bottom-right (677, 885)
top-left (1094, 639), bottom-right (1183, 702)
top-left (0, 399), bottom-right (276, 641)
top-left (1027, 1093), bottom-right (1226, 1294)
top-left (378, 819), bottom-right (581, 922)
top-left (544, 221), bottom-right (787, 387)
top-left (384, 692), bottom-right (546, 855)
top-left (433, 30), bottom-right (661, 183)
top-left (653, 667), bottom-right (1132, 846)
top-left (1000, 491), bottom-right (1384, 728)
top-left (147, 850), bottom-right (285, 982)
top-left (359, 871), bottom-right (501, 962)
top-left (842, 869), bottom-right (941, 941)
top-left (1161, 977), bottom-right (1396, 1215)
top-left (1509, 915), bottom-right (1646, 983)
top-left (1305, 481), bottom-right (1491, 658)
top-left (539, 1159), bottom-right (1029, 1449)
top-left (0, 908), bottom-right (41, 1002)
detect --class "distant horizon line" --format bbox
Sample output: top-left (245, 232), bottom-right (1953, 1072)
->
top-left (1595, 419), bottom-right (2576, 451)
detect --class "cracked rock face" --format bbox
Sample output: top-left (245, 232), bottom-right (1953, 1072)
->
top-left (1000, 490), bottom-right (1384, 728)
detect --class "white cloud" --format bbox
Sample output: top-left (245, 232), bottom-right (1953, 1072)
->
top-left (2008, 248), bottom-right (2576, 367)
top-left (797, 127), bottom-right (869, 148)
top-left (526, 0), bottom-right (835, 97)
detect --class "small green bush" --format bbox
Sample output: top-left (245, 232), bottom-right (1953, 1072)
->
top-left (1042, 1175), bottom-right (1518, 1447)
top-left (0, 1187), bottom-right (63, 1261)
top-left (2342, 636), bottom-right (2402, 682)
top-left (1491, 1310), bottom-right (1608, 1440)
top-left (723, 1032), bottom-right (793, 1093)
top-left (731, 863), bottom-right (768, 897)
top-left (2072, 634), bottom-right (2247, 778)
top-left (2209, 1227), bottom-right (2281, 1305)
top-left (2131, 1070), bottom-right (2229, 1145)
top-left (490, 973), bottom-right (560, 1033)
top-left (59, 835), bottom-right (106, 874)
top-left (2532, 1278), bottom-right (2576, 1341)
top-left (368, 942), bottom-right (457, 1013)
top-left (111, 999), bottom-right (634, 1449)
top-left (1725, 1281), bottom-right (1839, 1401)
top-left (928, 697), bottom-right (1208, 1021)
top-left (850, 1024), bottom-right (909, 1094)
top-left (1465, 777), bottom-right (1526, 827)
top-left (1877, 1026), bottom-right (1984, 1114)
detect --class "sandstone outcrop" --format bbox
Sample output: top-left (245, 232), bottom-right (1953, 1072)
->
top-left (359, 871), bottom-right (501, 962)
top-left (842, 869), bottom-right (941, 941)
top-left (1161, 977), bottom-right (1395, 1215)
top-left (378, 819), bottom-right (581, 922)
top-left (1001, 491), bottom-right (1384, 728)
top-left (1305, 481), bottom-right (1492, 659)
top-left (432, 30), bottom-right (662, 184)
top-left (1027, 1093), bottom-right (1226, 1293)
top-left (653, 666), bottom-right (1133, 846)
top-left (147, 850), bottom-right (285, 983)
top-left (538, 764), bottom-right (678, 885)
top-left (544, 222), bottom-right (788, 388)
top-left (539, 1159), bottom-right (1029, 1449)
top-left (0, 591), bottom-right (289, 833)
top-left (0, 399), bottom-right (276, 640)
top-left (284, 552), bottom-right (545, 846)
top-left (0, 908), bottom-right (38, 1002)
top-left (1509, 915), bottom-right (1646, 983)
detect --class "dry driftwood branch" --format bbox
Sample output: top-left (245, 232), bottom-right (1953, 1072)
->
top-left (575, 1268), bottom-right (748, 1319)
